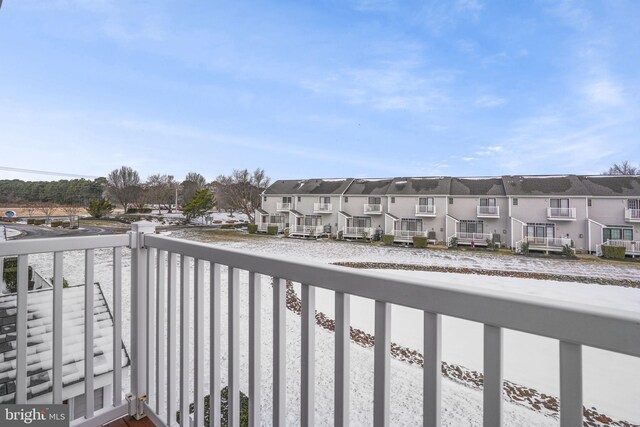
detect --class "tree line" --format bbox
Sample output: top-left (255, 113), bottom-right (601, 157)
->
top-left (0, 178), bottom-right (106, 205)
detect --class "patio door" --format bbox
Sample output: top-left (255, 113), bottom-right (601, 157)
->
top-left (349, 216), bottom-right (371, 228)
top-left (419, 197), bottom-right (434, 213)
top-left (629, 200), bottom-right (640, 209)
top-left (400, 218), bottom-right (422, 231)
top-left (526, 224), bottom-right (555, 243)
top-left (480, 198), bottom-right (496, 207)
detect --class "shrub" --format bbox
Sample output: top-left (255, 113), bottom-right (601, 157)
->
top-left (561, 244), bottom-right (575, 257)
top-left (520, 241), bottom-right (530, 255)
top-left (176, 386), bottom-right (249, 427)
top-left (220, 224), bottom-right (234, 229)
top-left (213, 220), bottom-right (223, 224)
top-left (382, 234), bottom-right (394, 246)
top-left (126, 208), bottom-right (138, 214)
top-left (247, 224), bottom-right (258, 234)
top-left (413, 236), bottom-right (428, 248)
top-left (27, 218), bottom-right (35, 225)
top-left (449, 236), bottom-right (458, 248)
top-left (486, 239), bottom-right (497, 250)
top-left (34, 219), bottom-right (45, 225)
top-left (87, 198), bottom-right (114, 218)
top-left (337, 230), bottom-right (344, 240)
top-left (602, 245), bottom-right (625, 259)
top-left (61, 222), bottom-right (70, 228)
top-left (51, 220), bottom-right (64, 228)
top-left (267, 225), bottom-right (278, 235)
top-left (284, 228), bottom-right (290, 237)
top-left (49, 277), bottom-right (70, 288)
top-left (3, 258), bottom-right (34, 293)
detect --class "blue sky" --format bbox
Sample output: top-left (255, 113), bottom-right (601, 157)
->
top-left (1, 0), bottom-right (638, 182)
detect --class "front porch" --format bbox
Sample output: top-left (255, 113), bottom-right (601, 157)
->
top-left (289, 224), bottom-right (326, 238)
top-left (597, 239), bottom-right (640, 257)
top-left (516, 236), bottom-right (574, 254)
top-left (450, 232), bottom-right (493, 246)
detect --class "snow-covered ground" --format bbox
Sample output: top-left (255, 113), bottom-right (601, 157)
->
top-left (22, 232), bottom-right (640, 425)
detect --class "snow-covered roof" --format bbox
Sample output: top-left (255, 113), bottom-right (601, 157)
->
top-left (0, 284), bottom-right (129, 403)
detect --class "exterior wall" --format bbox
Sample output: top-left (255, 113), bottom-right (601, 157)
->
top-left (386, 195), bottom-right (447, 243)
top-left (587, 197), bottom-right (640, 251)
top-left (447, 196), bottom-right (510, 244)
top-left (510, 196), bottom-right (588, 250)
top-left (340, 195), bottom-right (386, 230)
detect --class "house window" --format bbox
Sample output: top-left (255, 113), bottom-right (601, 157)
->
top-left (513, 198), bottom-right (518, 206)
top-left (448, 197), bottom-right (453, 204)
top-left (418, 197), bottom-right (435, 213)
top-left (603, 227), bottom-right (633, 241)
top-left (297, 196), bottom-right (301, 202)
top-left (349, 216), bottom-right (371, 228)
top-left (282, 196), bottom-right (292, 204)
top-left (480, 198), bottom-right (496, 207)
top-left (263, 196), bottom-right (267, 202)
top-left (319, 196), bottom-right (330, 204)
top-left (399, 218), bottom-right (422, 231)
top-left (459, 220), bottom-right (483, 234)
top-left (303, 215), bottom-right (322, 226)
top-left (391, 197), bottom-right (395, 203)
top-left (587, 199), bottom-right (592, 207)
top-left (368, 196), bottom-right (381, 204)
top-left (629, 199), bottom-right (640, 209)
top-left (550, 198), bottom-right (569, 208)
top-left (344, 197), bottom-right (348, 203)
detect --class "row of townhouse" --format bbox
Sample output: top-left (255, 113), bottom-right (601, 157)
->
top-left (255, 175), bottom-right (640, 255)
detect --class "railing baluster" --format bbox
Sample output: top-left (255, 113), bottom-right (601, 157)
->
top-left (228, 267), bottom-right (240, 427)
top-left (301, 284), bottom-right (316, 427)
top-left (167, 252), bottom-right (178, 425)
top-left (85, 249), bottom-right (95, 418)
top-left (560, 342), bottom-right (583, 427)
top-left (146, 248), bottom-right (156, 409)
top-left (180, 255), bottom-right (190, 427)
top-left (155, 250), bottom-right (166, 415)
top-left (273, 277), bottom-right (286, 427)
top-left (249, 272), bottom-right (262, 427)
top-left (374, 301), bottom-right (391, 427)
top-left (15, 254), bottom-right (28, 404)
top-left (52, 252), bottom-right (64, 404)
top-left (113, 247), bottom-right (122, 407)
top-left (335, 292), bottom-right (350, 427)
top-left (194, 259), bottom-right (205, 427)
top-left (210, 263), bottom-right (222, 427)
top-left (423, 312), bottom-right (441, 427)
top-left (483, 325), bottom-right (503, 426)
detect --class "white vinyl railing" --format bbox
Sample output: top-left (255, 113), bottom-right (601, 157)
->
top-left (2, 222), bottom-right (640, 427)
top-left (624, 208), bottom-right (640, 221)
top-left (603, 239), bottom-right (640, 254)
top-left (522, 236), bottom-right (573, 248)
top-left (547, 207), bottom-right (577, 219)
top-left (363, 204), bottom-right (382, 214)
top-left (276, 203), bottom-right (291, 211)
top-left (455, 232), bottom-right (493, 241)
top-left (289, 225), bottom-right (325, 235)
top-left (415, 205), bottom-right (436, 215)
top-left (477, 206), bottom-right (499, 216)
top-left (342, 226), bottom-right (374, 238)
top-left (258, 222), bottom-right (285, 232)
top-left (392, 229), bottom-right (428, 239)
top-left (313, 203), bottom-right (332, 212)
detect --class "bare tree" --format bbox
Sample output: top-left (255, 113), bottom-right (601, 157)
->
top-left (62, 205), bottom-right (82, 216)
top-left (146, 174), bottom-right (177, 212)
top-left (23, 204), bottom-right (38, 218)
top-left (106, 166), bottom-right (141, 213)
top-left (181, 172), bottom-right (207, 204)
top-left (39, 203), bottom-right (57, 223)
top-left (603, 161), bottom-right (638, 175)
top-left (215, 168), bottom-right (270, 222)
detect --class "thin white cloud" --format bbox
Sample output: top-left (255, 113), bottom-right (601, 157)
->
top-left (475, 95), bottom-right (506, 108)
top-left (583, 80), bottom-right (624, 107)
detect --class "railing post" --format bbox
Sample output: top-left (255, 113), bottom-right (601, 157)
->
top-left (129, 221), bottom-right (156, 419)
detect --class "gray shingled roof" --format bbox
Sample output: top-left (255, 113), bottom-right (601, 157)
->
top-left (256, 208), bottom-right (269, 216)
top-left (0, 284), bottom-right (129, 403)
top-left (578, 175), bottom-right (640, 197)
top-left (450, 177), bottom-right (506, 196)
top-left (264, 179), bottom-right (353, 195)
top-left (502, 175), bottom-right (589, 196)
top-left (344, 179), bottom-right (392, 195)
top-left (387, 177), bottom-right (451, 195)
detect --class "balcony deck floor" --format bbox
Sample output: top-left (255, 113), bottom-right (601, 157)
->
top-left (103, 415), bottom-right (157, 427)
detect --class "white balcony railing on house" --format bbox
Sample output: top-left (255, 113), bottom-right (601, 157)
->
top-left (477, 206), bottom-right (499, 217)
top-left (276, 203), bottom-right (292, 211)
top-left (624, 208), bottom-right (640, 222)
top-left (258, 222), bottom-right (285, 233)
top-left (415, 205), bottom-right (436, 216)
top-left (363, 204), bottom-right (382, 214)
top-left (1, 222), bottom-right (639, 427)
top-left (342, 226), bottom-right (375, 238)
top-left (289, 224), bottom-right (325, 236)
top-left (454, 232), bottom-right (493, 242)
top-left (547, 207), bottom-right (577, 220)
top-left (516, 236), bottom-right (574, 254)
top-left (313, 203), bottom-right (333, 213)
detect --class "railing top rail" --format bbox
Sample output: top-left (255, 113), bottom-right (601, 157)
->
top-left (144, 234), bottom-right (640, 357)
top-left (0, 233), bottom-right (130, 257)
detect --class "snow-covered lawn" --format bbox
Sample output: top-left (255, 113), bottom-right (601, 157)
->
top-left (23, 232), bottom-right (640, 425)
